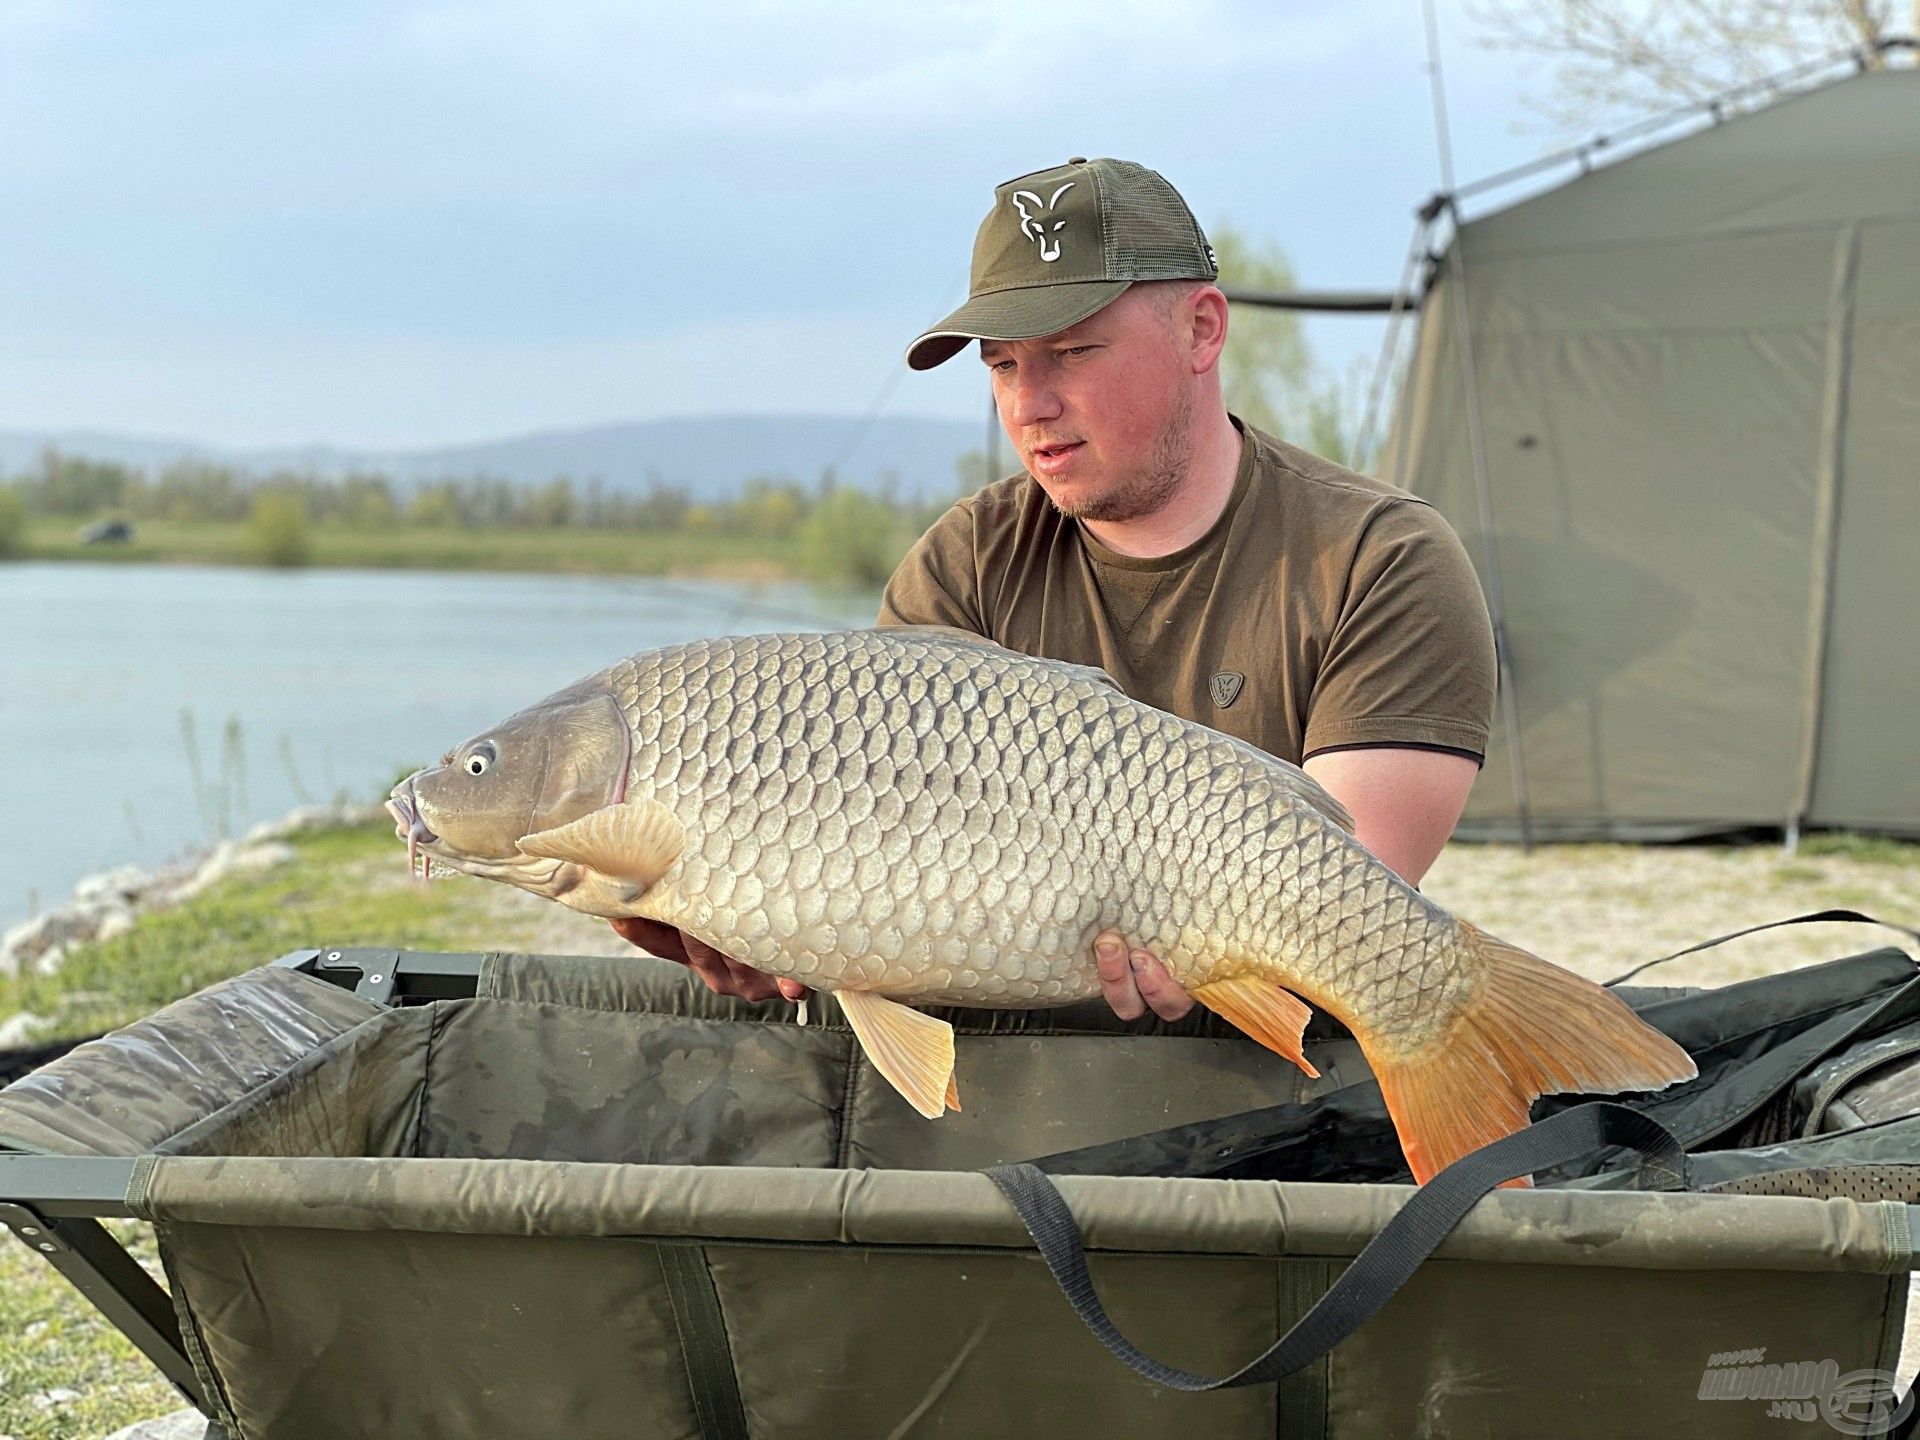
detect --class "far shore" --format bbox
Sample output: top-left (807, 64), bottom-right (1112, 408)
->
top-left (12, 514), bottom-right (913, 583)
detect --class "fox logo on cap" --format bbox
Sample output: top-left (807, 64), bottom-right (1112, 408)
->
top-left (1011, 182), bottom-right (1075, 262)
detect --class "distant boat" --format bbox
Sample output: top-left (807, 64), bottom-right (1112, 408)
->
top-left (78, 518), bottom-right (134, 545)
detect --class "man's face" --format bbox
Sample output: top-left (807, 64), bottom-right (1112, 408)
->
top-left (980, 283), bottom-right (1206, 523)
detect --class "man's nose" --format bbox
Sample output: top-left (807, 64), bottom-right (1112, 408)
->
top-left (1002, 367), bottom-right (1063, 429)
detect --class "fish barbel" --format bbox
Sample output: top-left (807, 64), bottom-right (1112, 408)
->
top-left (389, 626), bottom-right (1696, 1184)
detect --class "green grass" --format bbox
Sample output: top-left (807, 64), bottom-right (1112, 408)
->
top-left (0, 820), bottom-right (561, 1439)
top-left (0, 1217), bottom-right (181, 1440)
top-left (14, 514), bottom-right (913, 581)
top-left (0, 823), bottom-right (542, 1047)
top-left (1798, 831), bottom-right (1920, 866)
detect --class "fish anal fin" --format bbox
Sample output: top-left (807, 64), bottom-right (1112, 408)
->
top-left (1370, 920), bottom-right (1698, 1188)
top-left (517, 799), bottom-right (684, 889)
top-left (837, 989), bottom-right (957, 1120)
top-left (1192, 976), bottom-right (1319, 1079)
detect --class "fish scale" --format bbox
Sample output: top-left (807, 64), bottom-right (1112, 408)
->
top-left (611, 629), bottom-right (1440, 1016)
top-left (398, 624), bottom-right (1698, 1183)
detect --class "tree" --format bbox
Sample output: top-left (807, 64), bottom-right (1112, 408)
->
top-left (1210, 221), bottom-right (1368, 466)
top-left (797, 488), bottom-right (906, 587)
top-left (952, 447), bottom-right (999, 494)
top-left (30, 448), bottom-right (134, 516)
top-left (0, 487), bottom-right (26, 558)
top-left (522, 476), bottom-right (578, 528)
top-left (245, 491), bottom-right (311, 567)
top-left (1467, 0), bottom-right (1916, 132)
top-left (406, 482), bottom-right (463, 527)
top-left (733, 477), bottom-right (808, 538)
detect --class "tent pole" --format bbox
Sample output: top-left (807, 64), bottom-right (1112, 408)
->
top-left (1790, 222), bottom-right (1864, 841)
top-left (1352, 213), bottom-right (1434, 472)
top-left (1423, 0), bottom-right (1535, 850)
top-left (1438, 224), bottom-right (1535, 851)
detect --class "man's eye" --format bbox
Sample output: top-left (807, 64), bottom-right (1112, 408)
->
top-left (1061, 345), bottom-right (1094, 357)
top-left (988, 359), bottom-right (1014, 373)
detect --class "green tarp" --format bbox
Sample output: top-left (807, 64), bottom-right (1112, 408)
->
top-left (1383, 69), bottom-right (1920, 840)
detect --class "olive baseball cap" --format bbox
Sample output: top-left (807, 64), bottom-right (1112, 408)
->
top-left (906, 156), bottom-right (1218, 371)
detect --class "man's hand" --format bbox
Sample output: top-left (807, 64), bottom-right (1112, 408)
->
top-left (1086, 748), bottom-right (1475, 1023)
top-left (1092, 928), bottom-right (1193, 1021)
top-left (609, 917), bottom-right (808, 1003)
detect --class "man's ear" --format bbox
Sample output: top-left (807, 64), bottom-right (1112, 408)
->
top-left (1188, 284), bottom-right (1230, 374)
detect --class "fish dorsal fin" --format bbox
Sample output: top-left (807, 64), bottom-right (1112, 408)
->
top-left (1206, 727), bottom-right (1355, 833)
top-left (836, 988), bottom-right (959, 1119)
top-left (1272, 758), bottom-right (1355, 833)
top-left (875, 624), bottom-right (1122, 694)
top-left (880, 626), bottom-right (1343, 829)
top-left (518, 799), bottom-right (685, 888)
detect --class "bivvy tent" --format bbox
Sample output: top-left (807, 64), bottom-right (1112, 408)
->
top-left (1226, 44), bottom-right (1920, 844)
top-left (1375, 55), bottom-right (1920, 842)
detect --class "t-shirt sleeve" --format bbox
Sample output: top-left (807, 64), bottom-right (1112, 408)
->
top-left (1301, 499), bottom-right (1497, 764)
top-left (875, 501), bottom-right (988, 632)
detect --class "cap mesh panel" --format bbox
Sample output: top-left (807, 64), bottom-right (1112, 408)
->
top-left (1098, 161), bottom-right (1216, 281)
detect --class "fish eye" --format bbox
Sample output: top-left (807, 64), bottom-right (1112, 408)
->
top-left (464, 742), bottom-right (497, 776)
top-left (466, 754), bottom-right (489, 776)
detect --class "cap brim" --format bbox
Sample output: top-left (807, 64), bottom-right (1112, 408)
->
top-left (905, 279), bottom-right (1132, 371)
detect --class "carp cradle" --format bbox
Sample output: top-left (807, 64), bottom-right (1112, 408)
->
top-left (5, 922), bottom-right (1920, 1438)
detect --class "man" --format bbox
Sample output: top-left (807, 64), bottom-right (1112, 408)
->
top-left (617, 157), bottom-right (1497, 1025)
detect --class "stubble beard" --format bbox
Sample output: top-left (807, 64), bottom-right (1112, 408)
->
top-left (1048, 387), bottom-right (1195, 524)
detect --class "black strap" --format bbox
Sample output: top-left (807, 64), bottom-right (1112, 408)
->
top-left (984, 1101), bottom-right (1684, 1392)
top-left (1603, 908), bottom-right (1920, 988)
top-left (654, 1242), bottom-right (750, 1440)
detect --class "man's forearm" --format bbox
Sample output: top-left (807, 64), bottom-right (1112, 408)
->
top-left (1301, 746), bottom-right (1480, 885)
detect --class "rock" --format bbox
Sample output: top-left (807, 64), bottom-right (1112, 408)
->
top-left (93, 907), bottom-right (136, 944)
top-left (30, 944), bottom-right (66, 977)
top-left (30, 1387), bottom-right (80, 1407)
top-left (100, 1409), bottom-right (211, 1440)
top-left (0, 1012), bottom-right (51, 1047)
top-left (170, 840), bottom-right (298, 904)
top-left (70, 864), bottom-right (152, 908)
top-left (244, 801), bottom-right (384, 844)
top-left (0, 910), bottom-right (97, 979)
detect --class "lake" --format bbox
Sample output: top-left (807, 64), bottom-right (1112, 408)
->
top-left (1, 562), bottom-right (882, 929)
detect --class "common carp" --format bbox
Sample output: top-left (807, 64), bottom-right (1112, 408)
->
top-left (388, 626), bottom-right (1696, 1184)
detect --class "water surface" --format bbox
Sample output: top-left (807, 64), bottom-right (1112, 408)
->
top-left (1, 562), bottom-right (880, 929)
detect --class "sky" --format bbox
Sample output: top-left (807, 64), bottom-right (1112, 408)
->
top-left (0, 0), bottom-right (1588, 451)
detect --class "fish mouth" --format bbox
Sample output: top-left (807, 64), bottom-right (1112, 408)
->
top-left (386, 783), bottom-right (442, 880)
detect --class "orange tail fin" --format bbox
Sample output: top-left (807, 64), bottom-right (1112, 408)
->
top-left (1369, 921), bottom-right (1697, 1189)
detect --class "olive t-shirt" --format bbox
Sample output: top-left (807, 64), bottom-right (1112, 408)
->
top-left (875, 416), bottom-right (1497, 767)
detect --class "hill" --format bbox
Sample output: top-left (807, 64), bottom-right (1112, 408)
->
top-left (0, 412), bottom-right (987, 502)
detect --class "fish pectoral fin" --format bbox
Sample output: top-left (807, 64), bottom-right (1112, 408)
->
top-left (1191, 976), bottom-right (1320, 1080)
top-left (1370, 920), bottom-right (1698, 1189)
top-left (517, 799), bottom-right (684, 888)
top-left (836, 989), bottom-right (958, 1120)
